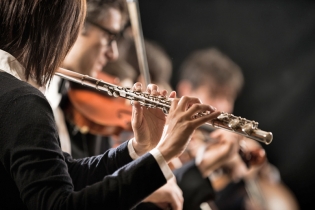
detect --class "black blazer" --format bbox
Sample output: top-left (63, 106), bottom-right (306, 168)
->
top-left (0, 72), bottom-right (167, 210)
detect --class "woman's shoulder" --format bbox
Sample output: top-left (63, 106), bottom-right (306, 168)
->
top-left (0, 72), bottom-right (51, 117)
top-left (0, 72), bottom-right (45, 100)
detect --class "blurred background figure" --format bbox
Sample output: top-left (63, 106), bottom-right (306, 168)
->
top-left (117, 23), bottom-right (173, 92)
top-left (103, 59), bottom-right (137, 88)
top-left (176, 48), bottom-right (244, 166)
top-left (138, 1), bottom-right (315, 208)
top-left (176, 47), bottom-right (299, 210)
top-left (115, 30), bottom-right (300, 209)
top-left (177, 48), bottom-right (243, 114)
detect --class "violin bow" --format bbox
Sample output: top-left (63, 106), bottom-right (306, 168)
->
top-left (126, 0), bottom-right (151, 86)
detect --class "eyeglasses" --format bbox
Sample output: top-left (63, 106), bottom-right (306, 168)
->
top-left (86, 19), bottom-right (121, 46)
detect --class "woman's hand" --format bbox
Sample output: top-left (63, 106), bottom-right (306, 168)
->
top-left (156, 96), bottom-right (220, 163)
top-left (131, 83), bottom-right (176, 156)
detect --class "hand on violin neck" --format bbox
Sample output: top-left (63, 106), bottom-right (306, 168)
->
top-left (238, 138), bottom-right (267, 179)
top-left (209, 136), bottom-right (267, 189)
top-left (131, 82), bottom-right (175, 156)
top-left (195, 130), bottom-right (241, 178)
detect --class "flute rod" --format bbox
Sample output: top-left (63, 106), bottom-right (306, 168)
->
top-left (55, 68), bottom-right (273, 145)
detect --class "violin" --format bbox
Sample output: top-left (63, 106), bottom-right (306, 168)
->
top-left (65, 71), bottom-right (132, 136)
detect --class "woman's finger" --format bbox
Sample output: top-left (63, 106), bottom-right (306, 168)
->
top-left (185, 103), bottom-right (217, 118)
top-left (168, 98), bottom-right (180, 113)
top-left (161, 89), bottom-right (168, 97)
top-left (132, 82), bottom-right (142, 92)
top-left (168, 91), bottom-right (176, 99)
top-left (177, 96), bottom-right (202, 112)
top-left (147, 84), bottom-right (159, 96)
top-left (191, 110), bottom-right (221, 127)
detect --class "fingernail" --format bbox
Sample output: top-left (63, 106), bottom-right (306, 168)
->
top-left (135, 84), bottom-right (141, 91)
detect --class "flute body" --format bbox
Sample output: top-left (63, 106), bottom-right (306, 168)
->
top-left (56, 68), bottom-right (273, 145)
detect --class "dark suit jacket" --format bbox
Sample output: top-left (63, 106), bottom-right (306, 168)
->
top-left (0, 72), bottom-right (166, 210)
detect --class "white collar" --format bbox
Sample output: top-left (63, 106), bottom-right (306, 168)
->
top-left (0, 49), bottom-right (45, 92)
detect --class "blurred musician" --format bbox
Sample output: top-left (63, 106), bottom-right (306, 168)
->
top-left (176, 47), bottom-right (299, 210)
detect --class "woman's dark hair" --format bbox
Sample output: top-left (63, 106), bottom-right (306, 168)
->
top-left (0, 0), bottom-right (86, 86)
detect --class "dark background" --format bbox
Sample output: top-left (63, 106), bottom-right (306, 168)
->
top-left (138, 0), bottom-right (315, 209)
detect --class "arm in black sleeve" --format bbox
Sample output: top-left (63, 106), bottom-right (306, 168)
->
top-left (64, 140), bottom-right (134, 191)
top-left (0, 86), bottom-right (166, 210)
top-left (173, 160), bottom-right (215, 210)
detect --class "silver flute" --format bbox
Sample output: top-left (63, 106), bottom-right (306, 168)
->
top-left (55, 68), bottom-right (273, 145)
